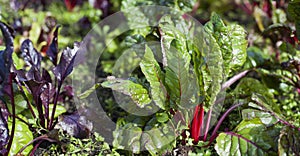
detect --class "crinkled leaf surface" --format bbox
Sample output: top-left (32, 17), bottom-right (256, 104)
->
top-left (193, 16), bottom-right (224, 110)
top-left (113, 122), bottom-right (143, 154)
top-left (159, 15), bottom-right (193, 106)
top-left (204, 12), bottom-right (247, 76)
top-left (113, 118), bottom-right (176, 154)
top-left (215, 132), bottom-right (266, 156)
top-left (20, 39), bottom-right (43, 81)
top-left (140, 45), bottom-right (166, 109)
top-left (101, 79), bottom-right (151, 108)
top-left (215, 118), bottom-right (279, 156)
top-left (141, 128), bottom-right (175, 155)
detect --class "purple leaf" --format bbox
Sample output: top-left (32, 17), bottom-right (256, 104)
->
top-left (56, 112), bottom-right (92, 139)
top-left (42, 68), bottom-right (52, 83)
top-left (0, 22), bottom-right (14, 153)
top-left (24, 80), bottom-right (46, 127)
top-left (46, 25), bottom-right (60, 65)
top-left (40, 83), bottom-right (55, 120)
top-left (53, 42), bottom-right (79, 82)
top-left (20, 39), bottom-right (42, 69)
top-left (0, 21), bottom-right (14, 97)
top-left (26, 67), bottom-right (42, 82)
top-left (58, 85), bottom-right (74, 103)
top-left (0, 22), bottom-right (14, 51)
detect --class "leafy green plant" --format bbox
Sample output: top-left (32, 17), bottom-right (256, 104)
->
top-left (98, 10), bottom-right (247, 154)
top-left (98, 7), bottom-right (300, 155)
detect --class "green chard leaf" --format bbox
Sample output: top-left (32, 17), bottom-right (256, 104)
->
top-left (159, 15), bottom-right (194, 106)
top-left (141, 129), bottom-right (175, 155)
top-left (204, 12), bottom-right (248, 76)
top-left (215, 118), bottom-right (279, 156)
top-left (215, 132), bottom-right (266, 156)
top-left (235, 78), bottom-right (282, 115)
top-left (140, 45), bottom-right (167, 109)
top-left (193, 17), bottom-right (224, 110)
top-left (113, 121), bottom-right (143, 154)
top-left (101, 79), bottom-right (151, 108)
top-left (242, 109), bottom-right (278, 126)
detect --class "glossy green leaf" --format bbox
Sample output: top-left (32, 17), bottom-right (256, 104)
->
top-left (215, 132), bottom-right (266, 156)
top-left (121, 1), bottom-right (151, 36)
top-left (12, 52), bottom-right (25, 70)
top-left (215, 118), bottom-right (279, 156)
top-left (248, 94), bottom-right (282, 119)
top-left (101, 79), bottom-right (151, 108)
top-left (278, 126), bottom-right (300, 155)
top-left (159, 15), bottom-right (194, 106)
top-left (234, 119), bottom-right (278, 151)
top-left (192, 24), bottom-right (223, 110)
top-left (204, 12), bottom-right (247, 76)
top-left (49, 104), bottom-right (66, 119)
top-left (159, 15), bottom-right (190, 68)
top-left (140, 45), bottom-right (166, 109)
top-left (141, 128), bottom-right (176, 155)
top-left (78, 83), bottom-right (101, 99)
top-left (113, 122), bottom-right (142, 154)
top-left (6, 94), bottom-right (27, 114)
top-left (242, 109), bottom-right (278, 126)
top-left (156, 112), bottom-right (169, 123)
top-left (8, 118), bottom-right (33, 156)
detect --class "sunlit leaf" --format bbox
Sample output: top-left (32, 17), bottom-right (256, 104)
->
top-left (101, 79), bottom-right (151, 108)
top-left (215, 118), bottom-right (279, 156)
top-left (8, 118), bottom-right (33, 156)
top-left (204, 13), bottom-right (247, 76)
top-left (159, 15), bottom-right (194, 106)
top-left (140, 45), bottom-right (166, 109)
